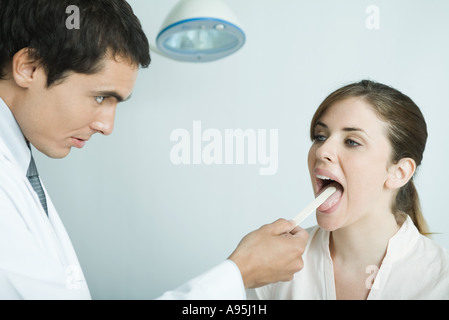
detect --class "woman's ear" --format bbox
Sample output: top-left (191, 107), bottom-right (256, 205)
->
top-left (385, 158), bottom-right (416, 190)
top-left (11, 48), bottom-right (39, 88)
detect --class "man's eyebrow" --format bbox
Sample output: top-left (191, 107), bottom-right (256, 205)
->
top-left (91, 90), bottom-right (132, 102)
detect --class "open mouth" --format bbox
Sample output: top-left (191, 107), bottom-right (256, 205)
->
top-left (315, 173), bottom-right (344, 213)
top-left (316, 174), bottom-right (344, 194)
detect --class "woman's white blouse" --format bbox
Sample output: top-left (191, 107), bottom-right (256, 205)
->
top-left (248, 216), bottom-right (449, 300)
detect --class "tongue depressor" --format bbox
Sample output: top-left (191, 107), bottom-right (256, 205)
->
top-left (293, 186), bottom-right (337, 226)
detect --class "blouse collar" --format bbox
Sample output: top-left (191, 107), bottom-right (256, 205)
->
top-left (318, 215), bottom-right (420, 263)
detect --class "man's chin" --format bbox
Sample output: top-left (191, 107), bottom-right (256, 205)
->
top-left (51, 148), bottom-right (72, 159)
top-left (36, 145), bottom-right (71, 159)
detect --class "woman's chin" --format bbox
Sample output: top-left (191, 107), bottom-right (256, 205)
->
top-left (316, 209), bottom-right (345, 231)
top-left (316, 220), bottom-right (340, 232)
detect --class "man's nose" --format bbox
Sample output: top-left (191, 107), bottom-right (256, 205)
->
top-left (90, 105), bottom-right (116, 136)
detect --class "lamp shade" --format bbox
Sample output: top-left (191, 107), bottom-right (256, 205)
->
top-left (156, 0), bottom-right (245, 62)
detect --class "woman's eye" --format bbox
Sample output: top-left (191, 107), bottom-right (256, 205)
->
top-left (95, 96), bottom-right (105, 104)
top-left (346, 139), bottom-right (360, 147)
top-left (313, 135), bottom-right (326, 142)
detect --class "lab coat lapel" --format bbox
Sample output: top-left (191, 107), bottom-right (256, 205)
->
top-left (42, 183), bottom-right (91, 296)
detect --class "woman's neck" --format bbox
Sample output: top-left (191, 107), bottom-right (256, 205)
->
top-left (329, 211), bottom-right (400, 269)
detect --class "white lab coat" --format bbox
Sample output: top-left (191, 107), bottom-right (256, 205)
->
top-left (248, 216), bottom-right (449, 300)
top-left (0, 98), bottom-right (245, 300)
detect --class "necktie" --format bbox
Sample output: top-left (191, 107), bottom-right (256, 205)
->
top-left (27, 154), bottom-right (48, 216)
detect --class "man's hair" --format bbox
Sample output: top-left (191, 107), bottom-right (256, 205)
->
top-left (0, 0), bottom-right (151, 87)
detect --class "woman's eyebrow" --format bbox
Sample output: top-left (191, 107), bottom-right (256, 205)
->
top-left (342, 127), bottom-right (370, 138)
top-left (316, 121), bottom-right (370, 137)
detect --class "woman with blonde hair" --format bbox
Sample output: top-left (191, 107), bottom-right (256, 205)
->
top-left (248, 80), bottom-right (449, 299)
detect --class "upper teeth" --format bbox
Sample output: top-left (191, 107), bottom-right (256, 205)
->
top-left (317, 174), bottom-right (332, 180)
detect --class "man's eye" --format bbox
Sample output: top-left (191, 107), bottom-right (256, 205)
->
top-left (95, 96), bottom-right (105, 104)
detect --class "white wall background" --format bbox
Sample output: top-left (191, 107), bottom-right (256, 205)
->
top-left (35, 0), bottom-right (449, 299)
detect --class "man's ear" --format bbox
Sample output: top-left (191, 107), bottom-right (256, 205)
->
top-left (11, 48), bottom-right (40, 88)
top-left (385, 158), bottom-right (416, 190)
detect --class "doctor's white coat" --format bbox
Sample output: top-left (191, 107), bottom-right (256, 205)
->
top-left (0, 98), bottom-right (244, 300)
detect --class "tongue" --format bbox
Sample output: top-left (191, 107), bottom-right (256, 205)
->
top-left (317, 182), bottom-right (343, 211)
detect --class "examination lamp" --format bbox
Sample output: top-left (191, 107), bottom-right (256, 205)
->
top-left (155, 0), bottom-right (246, 62)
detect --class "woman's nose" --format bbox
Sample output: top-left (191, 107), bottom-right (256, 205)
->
top-left (315, 139), bottom-right (337, 163)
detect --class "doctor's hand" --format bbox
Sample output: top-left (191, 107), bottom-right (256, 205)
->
top-left (228, 219), bottom-right (308, 289)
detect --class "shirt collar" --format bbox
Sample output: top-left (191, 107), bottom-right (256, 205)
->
top-left (383, 215), bottom-right (420, 263)
top-left (317, 214), bottom-right (420, 263)
top-left (0, 97), bottom-right (31, 176)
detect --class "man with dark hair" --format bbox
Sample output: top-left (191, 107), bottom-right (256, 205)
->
top-left (0, 0), bottom-right (308, 299)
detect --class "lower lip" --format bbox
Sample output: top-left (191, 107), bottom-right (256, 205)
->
top-left (71, 138), bottom-right (86, 149)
